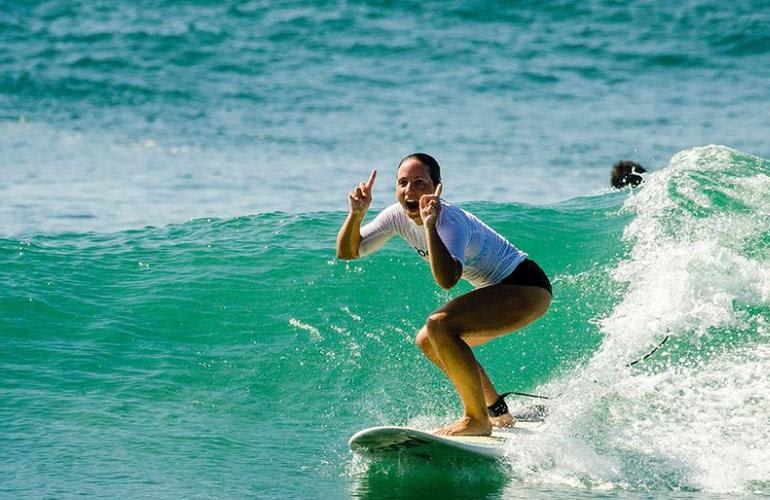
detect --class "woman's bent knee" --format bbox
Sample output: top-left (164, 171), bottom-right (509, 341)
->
top-left (425, 311), bottom-right (456, 341)
top-left (415, 327), bottom-right (430, 352)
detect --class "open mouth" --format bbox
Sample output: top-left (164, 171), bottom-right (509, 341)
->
top-left (404, 200), bottom-right (419, 212)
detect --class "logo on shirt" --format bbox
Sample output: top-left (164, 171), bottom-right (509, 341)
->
top-left (413, 246), bottom-right (429, 258)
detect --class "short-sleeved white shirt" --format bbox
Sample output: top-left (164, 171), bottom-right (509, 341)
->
top-left (358, 201), bottom-right (527, 288)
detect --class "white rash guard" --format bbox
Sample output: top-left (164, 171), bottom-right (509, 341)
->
top-left (357, 201), bottom-right (527, 288)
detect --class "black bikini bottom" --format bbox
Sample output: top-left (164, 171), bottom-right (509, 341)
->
top-left (499, 259), bottom-right (552, 296)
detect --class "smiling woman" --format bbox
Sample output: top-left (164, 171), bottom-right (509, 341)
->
top-left (336, 153), bottom-right (553, 436)
top-left (397, 152), bottom-right (442, 220)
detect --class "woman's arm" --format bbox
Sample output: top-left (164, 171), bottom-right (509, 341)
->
top-left (425, 224), bottom-right (463, 289)
top-left (336, 169), bottom-right (376, 260)
top-left (336, 211), bottom-right (365, 260)
top-left (420, 184), bottom-right (462, 289)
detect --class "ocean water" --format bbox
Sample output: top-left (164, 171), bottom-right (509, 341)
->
top-left (2, 1), bottom-right (770, 498)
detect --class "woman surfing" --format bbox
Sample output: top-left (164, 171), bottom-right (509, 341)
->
top-left (337, 153), bottom-right (552, 437)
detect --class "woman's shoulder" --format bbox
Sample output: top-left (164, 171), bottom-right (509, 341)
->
top-left (381, 202), bottom-right (402, 213)
top-left (440, 202), bottom-right (495, 235)
top-left (370, 203), bottom-right (409, 228)
top-left (440, 200), bottom-right (474, 222)
top-left (377, 202), bottom-right (405, 219)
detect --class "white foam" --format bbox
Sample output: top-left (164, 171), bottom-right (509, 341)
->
top-left (507, 146), bottom-right (770, 494)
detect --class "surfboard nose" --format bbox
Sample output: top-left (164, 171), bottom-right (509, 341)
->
top-left (349, 426), bottom-right (428, 453)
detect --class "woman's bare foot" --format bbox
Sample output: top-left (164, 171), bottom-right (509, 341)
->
top-left (435, 416), bottom-right (493, 436)
top-left (490, 412), bottom-right (515, 428)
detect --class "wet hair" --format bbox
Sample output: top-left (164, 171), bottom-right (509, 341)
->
top-left (611, 160), bottom-right (647, 189)
top-left (397, 153), bottom-right (442, 186)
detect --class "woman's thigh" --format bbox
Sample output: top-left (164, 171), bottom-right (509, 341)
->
top-left (431, 284), bottom-right (551, 346)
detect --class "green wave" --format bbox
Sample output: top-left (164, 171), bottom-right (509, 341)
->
top-left (2, 146), bottom-right (769, 495)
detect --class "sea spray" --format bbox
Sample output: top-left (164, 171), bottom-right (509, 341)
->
top-left (501, 146), bottom-right (770, 493)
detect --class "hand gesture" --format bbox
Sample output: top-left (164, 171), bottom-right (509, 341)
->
top-left (348, 169), bottom-right (377, 216)
top-left (419, 183), bottom-right (442, 228)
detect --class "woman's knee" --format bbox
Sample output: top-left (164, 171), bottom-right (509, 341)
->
top-left (425, 311), bottom-right (456, 341)
top-left (415, 327), bottom-right (430, 352)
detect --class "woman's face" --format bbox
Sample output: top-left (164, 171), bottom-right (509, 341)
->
top-left (396, 159), bottom-right (436, 224)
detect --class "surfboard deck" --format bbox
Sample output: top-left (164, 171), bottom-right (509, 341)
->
top-left (349, 422), bottom-right (545, 461)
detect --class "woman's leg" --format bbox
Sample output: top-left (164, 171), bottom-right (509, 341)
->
top-left (416, 329), bottom-right (514, 426)
top-left (419, 284), bottom-right (551, 436)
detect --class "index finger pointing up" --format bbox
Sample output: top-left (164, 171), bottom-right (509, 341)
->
top-left (434, 182), bottom-right (442, 197)
top-left (366, 169), bottom-right (377, 189)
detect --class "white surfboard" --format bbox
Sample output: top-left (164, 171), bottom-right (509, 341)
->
top-left (349, 421), bottom-right (545, 461)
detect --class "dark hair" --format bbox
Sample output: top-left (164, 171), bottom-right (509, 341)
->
top-left (397, 153), bottom-right (441, 186)
top-left (611, 160), bottom-right (646, 189)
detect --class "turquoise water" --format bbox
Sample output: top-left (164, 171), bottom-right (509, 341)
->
top-left (2, 1), bottom-right (770, 498)
top-left (3, 146), bottom-right (770, 497)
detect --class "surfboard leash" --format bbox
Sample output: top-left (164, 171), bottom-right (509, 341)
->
top-left (488, 392), bottom-right (550, 418)
top-left (626, 334), bottom-right (670, 367)
top-left (500, 333), bottom-right (672, 402)
top-left (500, 391), bottom-right (550, 400)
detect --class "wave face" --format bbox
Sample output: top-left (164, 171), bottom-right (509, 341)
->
top-left (2, 145), bottom-right (769, 496)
